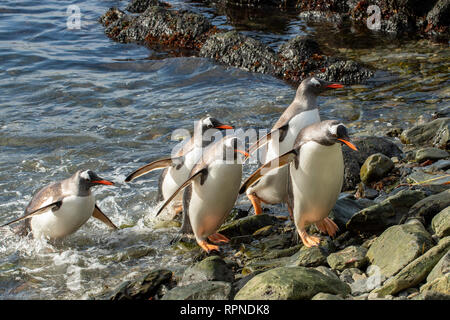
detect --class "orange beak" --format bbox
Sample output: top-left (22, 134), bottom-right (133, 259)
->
top-left (338, 139), bottom-right (358, 151)
top-left (215, 125), bottom-right (233, 130)
top-left (92, 180), bottom-right (115, 186)
top-left (326, 83), bottom-right (344, 89)
top-left (235, 149), bottom-right (250, 157)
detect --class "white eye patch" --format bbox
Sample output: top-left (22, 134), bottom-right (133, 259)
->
top-left (310, 77), bottom-right (321, 86)
top-left (203, 117), bottom-right (213, 127)
top-left (329, 123), bottom-right (344, 135)
top-left (80, 171), bottom-right (90, 180)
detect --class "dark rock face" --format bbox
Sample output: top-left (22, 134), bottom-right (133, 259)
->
top-left (108, 269), bottom-right (173, 300)
top-left (125, 0), bottom-right (165, 13)
top-left (342, 136), bottom-right (403, 191)
top-left (199, 31), bottom-right (280, 76)
top-left (100, 5), bottom-right (374, 85)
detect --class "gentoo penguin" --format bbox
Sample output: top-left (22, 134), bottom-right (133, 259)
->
top-left (155, 135), bottom-right (248, 253)
top-left (240, 120), bottom-right (358, 247)
top-left (125, 116), bottom-right (233, 217)
top-left (1, 170), bottom-right (117, 240)
top-left (245, 77), bottom-right (343, 216)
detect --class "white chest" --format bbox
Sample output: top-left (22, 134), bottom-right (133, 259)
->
top-left (30, 194), bottom-right (95, 239)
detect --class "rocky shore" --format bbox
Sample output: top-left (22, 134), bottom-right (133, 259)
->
top-left (99, 0), bottom-right (375, 84)
top-left (98, 116), bottom-right (450, 300)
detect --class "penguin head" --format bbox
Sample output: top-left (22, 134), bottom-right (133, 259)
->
top-left (325, 121), bottom-right (358, 151)
top-left (199, 116), bottom-right (233, 132)
top-left (298, 76), bottom-right (344, 96)
top-left (76, 170), bottom-right (115, 191)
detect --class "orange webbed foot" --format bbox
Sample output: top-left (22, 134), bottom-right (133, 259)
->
top-left (298, 229), bottom-right (321, 247)
top-left (248, 193), bottom-right (263, 215)
top-left (197, 240), bottom-right (219, 253)
top-left (208, 233), bottom-right (230, 244)
top-left (323, 217), bottom-right (339, 238)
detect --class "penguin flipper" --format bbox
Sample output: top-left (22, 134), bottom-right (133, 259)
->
top-left (92, 204), bottom-right (118, 230)
top-left (245, 124), bottom-right (289, 162)
top-left (125, 156), bottom-right (184, 182)
top-left (1, 200), bottom-right (63, 228)
top-left (239, 148), bottom-right (298, 194)
top-left (155, 169), bottom-right (207, 217)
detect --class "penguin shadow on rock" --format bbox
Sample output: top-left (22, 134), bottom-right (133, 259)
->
top-left (240, 120), bottom-right (358, 248)
top-left (1, 170), bottom-right (119, 243)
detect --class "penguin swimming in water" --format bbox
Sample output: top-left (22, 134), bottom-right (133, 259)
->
top-left (240, 120), bottom-right (357, 247)
top-left (1, 170), bottom-right (117, 240)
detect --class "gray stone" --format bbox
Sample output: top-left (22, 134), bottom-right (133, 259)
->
top-left (234, 266), bottom-right (350, 300)
top-left (432, 206), bottom-right (450, 238)
top-left (314, 266), bottom-right (340, 282)
top-left (180, 256), bottom-right (234, 286)
top-left (109, 269), bottom-right (173, 300)
top-left (329, 197), bottom-right (374, 230)
top-left (347, 189), bottom-right (426, 236)
top-left (420, 274), bottom-right (450, 299)
top-left (311, 292), bottom-right (344, 300)
top-left (415, 147), bottom-right (449, 163)
top-left (339, 268), bottom-right (365, 284)
top-left (342, 136), bottom-right (403, 191)
top-left (366, 223), bottom-right (434, 278)
top-left (218, 213), bottom-right (277, 238)
top-left (360, 153), bottom-right (394, 184)
top-left (162, 281), bottom-right (232, 300)
top-left (373, 236), bottom-right (450, 297)
top-left (427, 249), bottom-right (450, 283)
top-left (400, 117), bottom-right (450, 149)
top-left (406, 190), bottom-right (450, 225)
top-left (327, 246), bottom-right (368, 271)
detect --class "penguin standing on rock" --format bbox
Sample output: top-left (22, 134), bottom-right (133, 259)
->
top-left (125, 116), bottom-right (233, 217)
top-left (155, 135), bottom-right (248, 253)
top-left (240, 120), bottom-right (358, 247)
top-left (1, 170), bottom-right (117, 240)
top-left (244, 77), bottom-right (344, 217)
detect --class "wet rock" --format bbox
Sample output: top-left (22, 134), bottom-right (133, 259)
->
top-left (180, 256), bottom-right (234, 286)
top-left (422, 159), bottom-right (450, 172)
top-left (161, 280), bottom-right (232, 300)
top-left (329, 197), bottom-right (374, 230)
top-left (199, 31), bottom-right (280, 76)
top-left (420, 274), bottom-right (450, 299)
top-left (311, 292), bottom-right (344, 300)
top-left (426, 0), bottom-right (450, 35)
top-left (109, 269), bottom-right (173, 300)
top-left (314, 266), bottom-right (340, 282)
top-left (432, 206), bottom-right (450, 238)
top-left (360, 153), bottom-right (395, 184)
top-left (346, 189), bottom-right (427, 236)
top-left (366, 222), bottom-right (434, 278)
top-left (234, 266), bottom-right (350, 300)
top-left (218, 213), bottom-right (278, 238)
top-left (327, 245), bottom-right (368, 271)
top-left (400, 117), bottom-right (450, 149)
top-left (415, 147), bottom-right (449, 162)
top-left (316, 59), bottom-right (374, 85)
top-left (406, 170), bottom-right (450, 186)
top-left (339, 267), bottom-right (365, 284)
top-left (153, 220), bottom-right (181, 229)
top-left (405, 189), bottom-right (450, 226)
top-left (342, 136), bottom-right (403, 191)
top-left (288, 245), bottom-right (329, 268)
top-left (427, 250), bottom-right (450, 283)
top-left (125, 0), bottom-right (163, 13)
top-left (373, 236), bottom-right (450, 297)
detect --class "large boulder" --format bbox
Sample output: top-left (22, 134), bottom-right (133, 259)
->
top-left (218, 213), bottom-right (278, 238)
top-left (346, 189), bottom-right (426, 236)
top-left (342, 136), bottom-right (403, 191)
top-left (431, 206), bottom-right (450, 238)
top-left (427, 250), bottom-right (450, 283)
top-left (373, 236), bottom-right (450, 296)
top-left (360, 153), bottom-right (394, 184)
top-left (234, 266), bottom-right (350, 300)
top-left (400, 117), bottom-right (450, 149)
top-left (180, 256), bottom-right (234, 286)
top-left (327, 245), bottom-right (368, 271)
top-left (405, 190), bottom-right (450, 225)
top-left (366, 222), bottom-right (434, 278)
